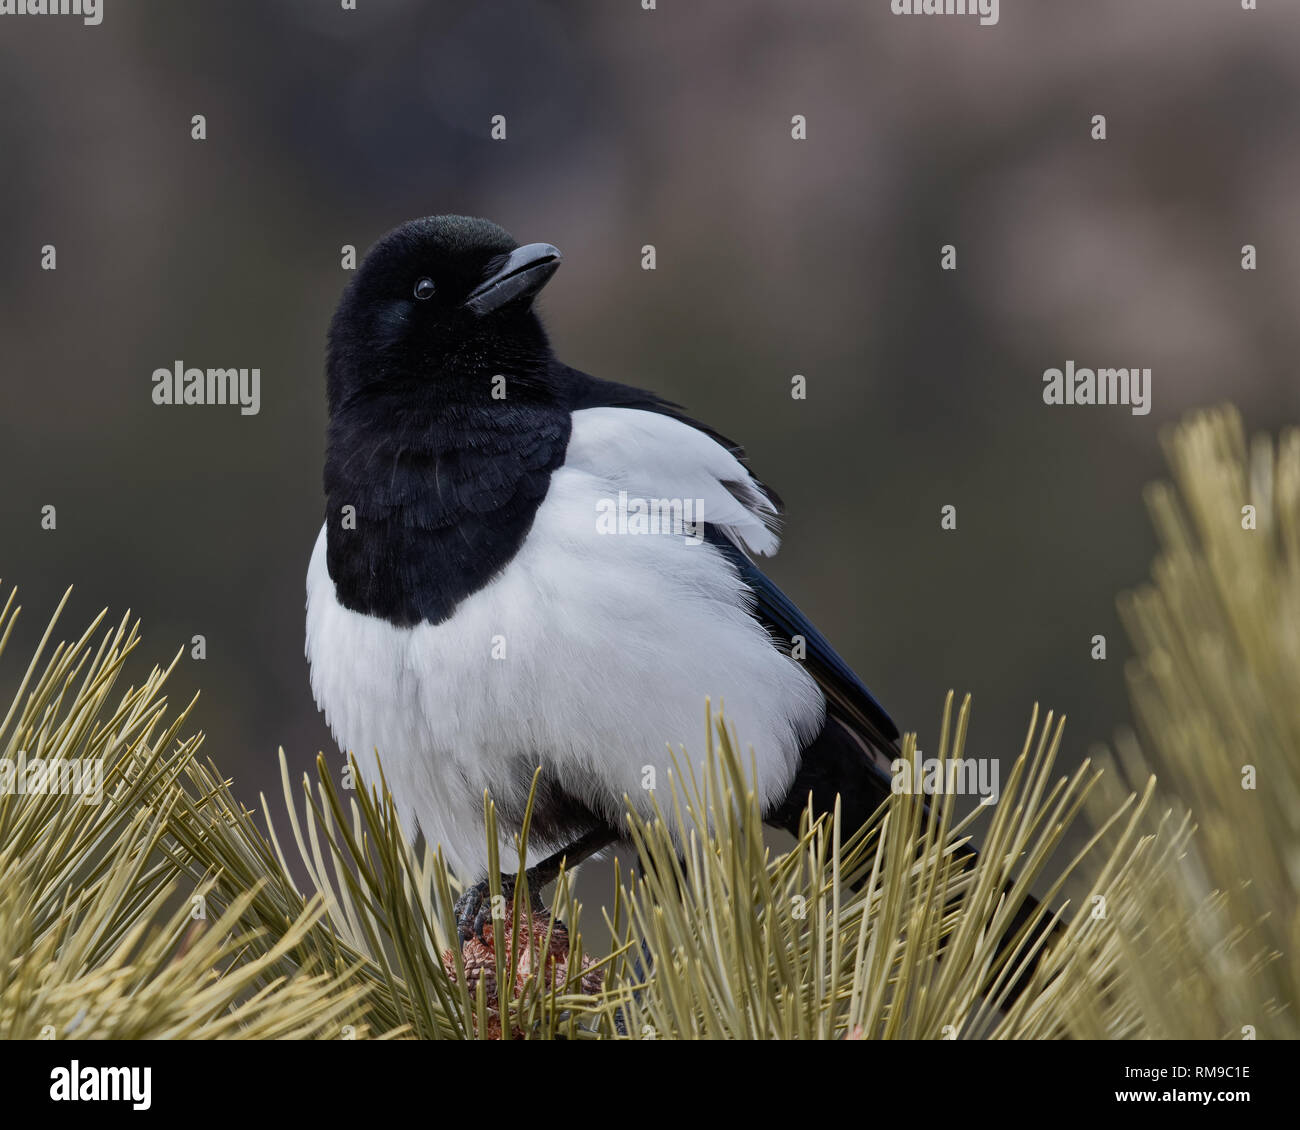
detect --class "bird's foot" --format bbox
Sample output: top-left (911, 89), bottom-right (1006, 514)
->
top-left (453, 873), bottom-right (547, 943)
top-left (453, 877), bottom-right (503, 943)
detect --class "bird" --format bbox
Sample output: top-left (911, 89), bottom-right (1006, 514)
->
top-left (305, 214), bottom-right (918, 939)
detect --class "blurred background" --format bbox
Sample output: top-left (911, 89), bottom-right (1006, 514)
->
top-left (1, 1), bottom-right (1297, 891)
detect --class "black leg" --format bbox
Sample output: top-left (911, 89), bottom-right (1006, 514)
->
top-left (453, 826), bottom-right (618, 943)
top-left (521, 825), bottom-right (618, 890)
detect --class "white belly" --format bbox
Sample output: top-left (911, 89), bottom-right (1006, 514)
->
top-left (305, 464), bottom-right (824, 878)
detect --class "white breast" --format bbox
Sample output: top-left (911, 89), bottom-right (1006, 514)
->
top-left (305, 407), bottom-right (824, 878)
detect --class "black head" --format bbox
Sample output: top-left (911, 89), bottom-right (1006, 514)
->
top-left (326, 215), bottom-right (562, 411)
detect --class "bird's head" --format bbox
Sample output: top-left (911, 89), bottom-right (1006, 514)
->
top-left (327, 215), bottom-right (562, 409)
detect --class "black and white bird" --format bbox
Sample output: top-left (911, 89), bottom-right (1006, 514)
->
top-left (306, 215), bottom-right (901, 934)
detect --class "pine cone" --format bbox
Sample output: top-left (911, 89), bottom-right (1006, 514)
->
top-left (443, 908), bottom-right (603, 1038)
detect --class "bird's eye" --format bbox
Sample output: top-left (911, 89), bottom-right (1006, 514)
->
top-left (413, 277), bottom-right (436, 300)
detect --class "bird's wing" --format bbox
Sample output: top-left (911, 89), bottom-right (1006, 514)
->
top-left (706, 531), bottom-right (899, 758)
top-left (560, 365), bottom-right (783, 515)
top-left (716, 534), bottom-right (900, 836)
top-left (560, 365), bottom-right (899, 777)
top-left (564, 401), bottom-right (781, 556)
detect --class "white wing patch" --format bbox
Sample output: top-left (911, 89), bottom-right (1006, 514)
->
top-left (564, 407), bottom-right (780, 556)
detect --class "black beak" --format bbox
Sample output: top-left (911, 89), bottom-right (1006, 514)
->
top-left (464, 242), bottom-right (562, 315)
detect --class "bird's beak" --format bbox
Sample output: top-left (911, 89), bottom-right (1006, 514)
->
top-left (464, 243), bottom-right (562, 315)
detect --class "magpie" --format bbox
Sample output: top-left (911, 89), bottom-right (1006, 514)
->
top-left (306, 215), bottom-right (920, 938)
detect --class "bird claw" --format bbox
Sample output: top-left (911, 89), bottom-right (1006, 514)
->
top-left (453, 877), bottom-right (499, 943)
top-left (453, 873), bottom-right (547, 943)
